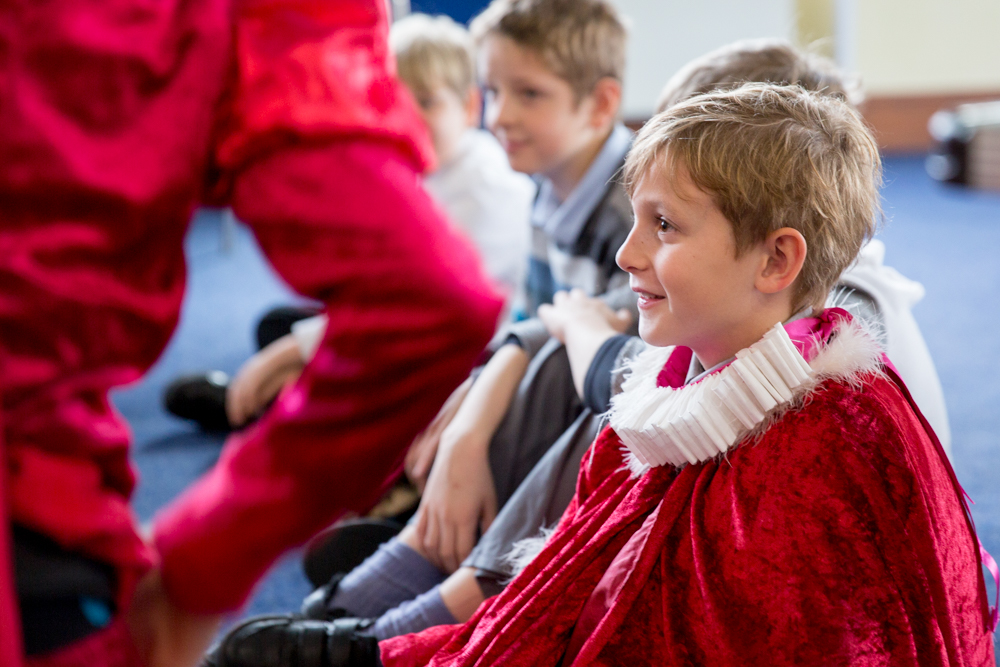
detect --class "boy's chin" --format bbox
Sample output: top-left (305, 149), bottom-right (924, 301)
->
top-left (505, 151), bottom-right (542, 175)
top-left (637, 319), bottom-right (676, 349)
top-left (507, 157), bottom-right (536, 175)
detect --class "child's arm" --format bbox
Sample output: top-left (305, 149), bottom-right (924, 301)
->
top-left (225, 333), bottom-right (306, 428)
top-left (404, 376), bottom-right (473, 493)
top-left (415, 344), bottom-right (529, 573)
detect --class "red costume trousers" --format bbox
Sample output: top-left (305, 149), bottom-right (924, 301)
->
top-left (0, 0), bottom-right (502, 662)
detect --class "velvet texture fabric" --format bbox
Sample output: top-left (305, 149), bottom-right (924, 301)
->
top-left (381, 312), bottom-right (994, 666)
top-left (0, 0), bottom-right (501, 660)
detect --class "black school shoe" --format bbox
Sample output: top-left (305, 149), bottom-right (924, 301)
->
top-left (163, 371), bottom-right (232, 432)
top-left (202, 615), bottom-right (380, 667)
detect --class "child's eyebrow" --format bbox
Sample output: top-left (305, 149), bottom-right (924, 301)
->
top-left (505, 74), bottom-right (548, 88)
top-left (635, 193), bottom-right (680, 218)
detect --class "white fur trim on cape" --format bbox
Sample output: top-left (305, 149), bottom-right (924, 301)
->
top-left (503, 526), bottom-right (556, 580)
top-left (612, 317), bottom-right (884, 477)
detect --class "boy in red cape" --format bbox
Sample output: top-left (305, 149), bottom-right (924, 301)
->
top-left (0, 0), bottom-right (502, 665)
top-left (376, 85), bottom-right (996, 665)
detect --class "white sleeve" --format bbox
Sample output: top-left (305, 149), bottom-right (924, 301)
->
top-left (290, 314), bottom-right (328, 361)
top-left (839, 240), bottom-right (952, 455)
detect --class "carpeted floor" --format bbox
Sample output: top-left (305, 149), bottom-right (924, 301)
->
top-left (112, 153), bottom-right (1000, 637)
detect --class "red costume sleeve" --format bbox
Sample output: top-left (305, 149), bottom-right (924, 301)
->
top-left (152, 0), bottom-right (502, 613)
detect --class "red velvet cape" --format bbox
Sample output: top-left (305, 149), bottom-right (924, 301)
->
top-left (382, 314), bottom-right (994, 666)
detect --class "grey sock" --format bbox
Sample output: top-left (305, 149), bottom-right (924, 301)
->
top-left (372, 586), bottom-right (457, 640)
top-left (328, 538), bottom-right (446, 618)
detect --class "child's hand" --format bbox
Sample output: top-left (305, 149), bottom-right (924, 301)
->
top-left (226, 334), bottom-right (306, 427)
top-left (539, 289), bottom-right (634, 398)
top-left (414, 425), bottom-right (497, 573)
top-left (538, 288), bottom-right (632, 343)
top-left (410, 344), bottom-right (528, 573)
top-left (126, 568), bottom-right (222, 667)
top-left (406, 376), bottom-right (473, 493)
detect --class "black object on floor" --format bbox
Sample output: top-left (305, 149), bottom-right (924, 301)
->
top-left (163, 371), bottom-right (232, 432)
top-left (202, 615), bottom-right (380, 667)
top-left (256, 305), bottom-right (322, 350)
top-left (303, 519), bottom-right (404, 589)
top-left (13, 525), bottom-right (117, 655)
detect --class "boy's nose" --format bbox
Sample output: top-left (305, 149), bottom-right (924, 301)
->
top-left (615, 225), bottom-right (645, 274)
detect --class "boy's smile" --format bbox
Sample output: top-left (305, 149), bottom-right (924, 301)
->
top-left (477, 34), bottom-right (612, 199)
top-left (618, 159), bottom-right (788, 368)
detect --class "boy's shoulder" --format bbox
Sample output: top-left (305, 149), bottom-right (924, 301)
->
top-left (747, 317), bottom-right (921, 473)
top-left (732, 356), bottom-right (945, 524)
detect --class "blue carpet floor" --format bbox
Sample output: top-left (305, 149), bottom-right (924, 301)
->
top-left (112, 153), bottom-right (1000, 636)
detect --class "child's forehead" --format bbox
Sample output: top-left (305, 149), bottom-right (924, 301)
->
top-left (479, 33), bottom-right (564, 82)
top-left (633, 156), bottom-right (716, 210)
top-left (638, 155), bottom-right (687, 193)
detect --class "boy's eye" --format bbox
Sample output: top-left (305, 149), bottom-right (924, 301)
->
top-left (519, 87), bottom-right (542, 100)
top-left (657, 217), bottom-right (675, 233)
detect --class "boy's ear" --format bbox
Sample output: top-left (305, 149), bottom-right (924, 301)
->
top-left (464, 87), bottom-right (483, 128)
top-left (587, 77), bottom-right (622, 130)
top-left (755, 227), bottom-right (807, 296)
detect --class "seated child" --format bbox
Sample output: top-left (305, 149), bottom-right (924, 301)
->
top-left (326, 39), bottom-right (955, 639)
top-left (201, 41), bottom-right (962, 660)
top-left (402, 0), bottom-right (633, 579)
top-left (163, 12), bottom-right (536, 432)
top-left (204, 82), bottom-right (993, 667)
top-left (372, 83), bottom-right (994, 666)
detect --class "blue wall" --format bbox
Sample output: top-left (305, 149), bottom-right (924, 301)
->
top-left (411, 0), bottom-right (490, 24)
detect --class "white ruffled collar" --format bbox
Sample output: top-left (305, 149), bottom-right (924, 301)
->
top-left (610, 314), bottom-right (884, 475)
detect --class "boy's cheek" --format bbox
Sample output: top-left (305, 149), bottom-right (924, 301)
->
top-left (505, 148), bottom-right (538, 175)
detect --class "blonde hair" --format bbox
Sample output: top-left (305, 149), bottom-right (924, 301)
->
top-left (624, 84), bottom-right (882, 310)
top-left (656, 39), bottom-right (862, 114)
top-left (390, 13), bottom-right (475, 98)
top-left (470, 0), bottom-right (627, 101)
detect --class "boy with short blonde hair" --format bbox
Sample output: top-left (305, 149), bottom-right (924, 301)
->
top-left (470, 0), bottom-right (626, 102)
top-left (378, 84), bottom-right (993, 666)
top-left (468, 0), bottom-right (631, 314)
top-left (625, 82), bottom-right (880, 311)
top-left (392, 13), bottom-right (476, 102)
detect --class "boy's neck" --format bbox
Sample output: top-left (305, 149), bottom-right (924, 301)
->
top-left (691, 301), bottom-right (797, 369)
top-left (547, 125), bottom-right (615, 202)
